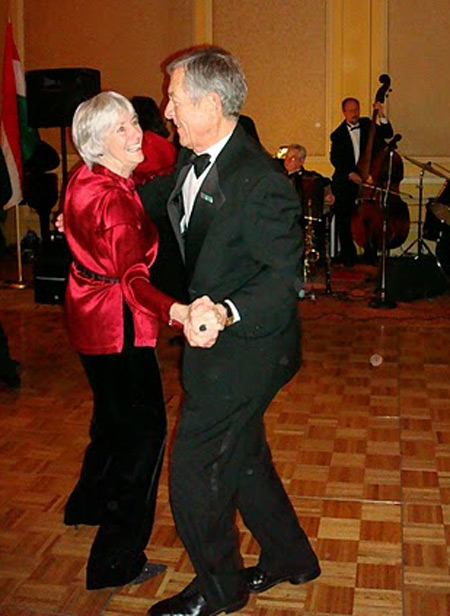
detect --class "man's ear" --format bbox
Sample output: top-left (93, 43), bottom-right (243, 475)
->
top-left (205, 92), bottom-right (222, 115)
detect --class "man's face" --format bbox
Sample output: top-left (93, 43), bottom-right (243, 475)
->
top-left (164, 67), bottom-right (211, 152)
top-left (284, 148), bottom-right (305, 174)
top-left (343, 100), bottom-right (360, 125)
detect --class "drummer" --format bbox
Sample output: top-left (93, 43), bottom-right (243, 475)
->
top-left (283, 144), bottom-right (335, 215)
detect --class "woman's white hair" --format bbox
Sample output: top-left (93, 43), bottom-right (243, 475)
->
top-left (71, 91), bottom-right (135, 168)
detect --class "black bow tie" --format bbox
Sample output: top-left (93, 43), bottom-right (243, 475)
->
top-left (347, 123), bottom-right (360, 131)
top-left (190, 153), bottom-right (211, 178)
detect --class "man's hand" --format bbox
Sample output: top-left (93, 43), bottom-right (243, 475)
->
top-left (184, 296), bottom-right (226, 348)
top-left (55, 212), bottom-right (65, 233)
top-left (373, 101), bottom-right (385, 118)
top-left (348, 171), bottom-right (363, 185)
top-left (324, 187), bottom-right (335, 206)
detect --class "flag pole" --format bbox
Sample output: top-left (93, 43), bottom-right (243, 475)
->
top-left (1, 19), bottom-right (40, 291)
top-left (9, 202), bottom-right (26, 289)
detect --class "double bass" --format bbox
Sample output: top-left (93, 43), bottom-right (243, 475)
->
top-left (351, 74), bottom-right (410, 251)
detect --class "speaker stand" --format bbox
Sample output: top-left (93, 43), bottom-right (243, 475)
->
top-left (8, 203), bottom-right (27, 290)
top-left (59, 126), bottom-right (69, 196)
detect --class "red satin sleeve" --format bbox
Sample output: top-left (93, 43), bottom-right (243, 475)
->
top-left (105, 221), bottom-right (175, 323)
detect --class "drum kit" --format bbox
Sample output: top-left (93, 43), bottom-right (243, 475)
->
top-left (402, 155), bottom-right (450, 279)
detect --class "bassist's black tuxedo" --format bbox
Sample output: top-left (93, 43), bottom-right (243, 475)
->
top-left (330, 117), bottom-right (393, 262)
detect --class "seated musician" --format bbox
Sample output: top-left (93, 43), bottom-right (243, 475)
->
top-left (283, 144), bottom-right (335, 287)
top-left (283, 143), bottom-right (335, 215)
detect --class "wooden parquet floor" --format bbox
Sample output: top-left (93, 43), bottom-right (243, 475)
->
top-left (0, 262), bottom-right (450, 616)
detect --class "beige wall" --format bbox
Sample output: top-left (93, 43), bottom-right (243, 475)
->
top-left (213, 0), bottom-right (328, 157)
top-left (23, 0), bottom-right (193, 101)
top-left (22, 0), bottom-right (194, 151)
top-left (1, 1), bottom-right (448, 160)
top-left (388, 0), bottom-right (450, 158)
top-left (1, 0), bottom-right (449, 246)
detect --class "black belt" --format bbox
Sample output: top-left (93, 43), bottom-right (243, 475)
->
top-left (74, 260), bottom-right (119, 283)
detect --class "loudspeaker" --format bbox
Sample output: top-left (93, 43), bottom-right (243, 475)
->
top-left (34, 233), bottom-right (72, 304)
top-left (26, 68), bottom-right (101, 128)
top-left (385, 255), bottom-right (448, 302)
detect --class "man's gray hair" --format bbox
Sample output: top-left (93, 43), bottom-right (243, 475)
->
top-left (166, 46), bottom-right (248, 118)
top-left (287, 143), bottom-right (307, 158)
top-left (72, 91), bottom-right (135, 168)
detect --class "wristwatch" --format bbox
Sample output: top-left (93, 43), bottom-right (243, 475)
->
top-left (222, 302), bottom-right (235, 327)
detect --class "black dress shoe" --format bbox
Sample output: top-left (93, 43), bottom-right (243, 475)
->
top-left (129, 561), bottom-right (167, 585)
top-left (147, 581), bottom-right (248, 616)
top-left (245, 564), bottom-right (321, 594)
top-left (86, 559), bottom-right (166, 590)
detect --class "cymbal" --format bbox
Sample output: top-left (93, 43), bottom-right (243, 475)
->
top-left (402, 155), bottom-right (450, 180)
top-left (434, 162), bottom-right (450, 175)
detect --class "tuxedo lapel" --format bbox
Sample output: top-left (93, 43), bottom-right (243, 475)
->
top-left (167, 161), bottom-right (191, 261)
top-left (188, 164), bottom-right (225, 229)
top-left (166, 126), bottom-right (242, 275)
top-left (184, 164), bottom-right (225, 278)
top-left (340, 122), bottom-right (354, 156)
top-left (339, 121), bottom-right (359, 165)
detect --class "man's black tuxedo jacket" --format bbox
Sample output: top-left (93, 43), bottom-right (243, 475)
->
top-left (330, 117), bottom-right (393, 186)
top-left (140, 124), bottom-right (303, 398)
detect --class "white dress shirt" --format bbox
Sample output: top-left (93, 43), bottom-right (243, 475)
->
top-left (181, 132), bottom-right (233, 231)
top-left (181, 130), bottom-right (240, 323)
top-left (347, 117), bottom-right (389, 165)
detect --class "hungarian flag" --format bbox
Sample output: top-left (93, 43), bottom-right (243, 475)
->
top-left (0, 20), bottom-right (39, 210)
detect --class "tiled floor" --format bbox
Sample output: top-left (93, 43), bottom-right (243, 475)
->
top-left (0, 262), bottom-right (449, 615)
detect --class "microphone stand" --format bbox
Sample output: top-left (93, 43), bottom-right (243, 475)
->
top-left (369, 136), bottom-right (401, 309)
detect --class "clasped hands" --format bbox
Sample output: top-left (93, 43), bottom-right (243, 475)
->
top-left (170, 296), bottom-right (227, 348)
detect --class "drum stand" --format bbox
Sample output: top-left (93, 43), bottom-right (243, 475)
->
top-left (300, 210), bottom-right (319, 301)
top-left (299, 207), bottom-right (333, 300)
top-left (401, 169), bottom-right (450, 282)
top-left (401, 168), bottom-right (434, 258)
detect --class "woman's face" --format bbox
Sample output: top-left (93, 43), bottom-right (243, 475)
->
top-left (101, 110), bottom-right (144, 177)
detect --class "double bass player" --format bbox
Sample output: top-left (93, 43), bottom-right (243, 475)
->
top-left (330, 97), bottom-right (393, 266)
